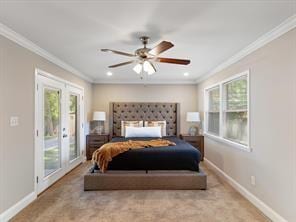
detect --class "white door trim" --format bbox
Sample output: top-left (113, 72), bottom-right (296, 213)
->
top-left (35, 68), bottom-right (84, 91)
top-left (36, 76), bottom-right (66, 193)
top-left (34, 68), bottom-right (85, 195)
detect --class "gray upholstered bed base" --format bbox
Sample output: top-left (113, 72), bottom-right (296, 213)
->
top-left (84, 170), bottom-right (207, 190)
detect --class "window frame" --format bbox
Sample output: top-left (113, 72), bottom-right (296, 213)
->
top-left (204, 85), bottom-right (221, 136)
top-left (204, 70), bottom-right (250, 151)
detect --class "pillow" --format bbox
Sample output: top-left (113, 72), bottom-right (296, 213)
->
top-left (144, 120), bottom-right (167, 137)
top-left (125, 126), bottom-right (162, 138)
top-left (121, 120), bottom-right (143, 137)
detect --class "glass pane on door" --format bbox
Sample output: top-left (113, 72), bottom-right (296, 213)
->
top-left (44, 88), bottom-right (61, 177)
top-left (69, 94), bottom-right (78, 161)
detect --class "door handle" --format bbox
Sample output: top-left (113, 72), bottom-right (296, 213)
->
top-left (63, 134), bottom-right (68, 138)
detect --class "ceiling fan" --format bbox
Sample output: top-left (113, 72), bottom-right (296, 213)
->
top-left (101, 36), bottom-right (190, 75)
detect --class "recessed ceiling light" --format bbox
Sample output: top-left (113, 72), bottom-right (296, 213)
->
top-left (107, 71), bottom-right (113, 76)
top-left (184, 72), bottom-right (189, 76)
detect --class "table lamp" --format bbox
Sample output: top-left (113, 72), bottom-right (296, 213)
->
top-left (92, 111), bottom-right (106, 134)
top-left (186, 112), bottom-right (200, 136)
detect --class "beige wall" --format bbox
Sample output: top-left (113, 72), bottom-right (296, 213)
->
top-left (92, 84), bottom-right (198, 134)
top-left (1, 25), bottom-right (294, 221)
top-left (0, 35), bottom-right (93, 214)
top-left (197, 28), bottom-right (296, 221)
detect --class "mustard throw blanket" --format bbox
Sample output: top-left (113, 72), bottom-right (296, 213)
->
top-left (92, 139), bottom-right (176, 172)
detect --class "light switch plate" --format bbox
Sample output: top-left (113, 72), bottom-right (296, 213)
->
top-left (10, 116), bottom-right (19, 126)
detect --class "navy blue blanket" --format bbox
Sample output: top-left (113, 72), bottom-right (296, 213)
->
top-left (94, 137), bottom-right (200, 172)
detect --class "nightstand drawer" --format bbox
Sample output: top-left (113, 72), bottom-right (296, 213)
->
top-left (87, 147), bottom-right (101, 160)
top-left (188, 142), bottom-right (200, 148)
top-left (86, 134), bottom-right (110, 160)
top-left (89, 139), bottom-right (106, 144)
top-left (185, 137), bottom-right (202, 143)
top-left (88, 136), bottom-right (109, 143)
top-left (89, 142), bottom-right (105, 149)
top-left (180, 134), bottom-right (204, 161)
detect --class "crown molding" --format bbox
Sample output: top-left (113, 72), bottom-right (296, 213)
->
top-left (1, 12), bottom-right (295, 85)
top-left (196, 14), bottom-right (296, 83)
top-left (0, 23), bottom-right (94, 83)
top-left (93, 78), bottom-right (197, 85)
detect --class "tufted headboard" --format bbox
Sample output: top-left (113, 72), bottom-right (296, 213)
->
top-left (109, 102), bottom-right (180, 138)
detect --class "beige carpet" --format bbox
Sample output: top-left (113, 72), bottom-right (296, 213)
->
top-left (11, 162), bottom-right (270, 222)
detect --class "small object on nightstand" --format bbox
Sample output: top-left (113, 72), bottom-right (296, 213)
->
top-left (92, 111), bottom-right (106, 134)
top-left (180, 134), bottom-right (204, 161)
top-left (86, 134), bottom-right (109, 160)
top-left (186, 112), bottom-right (200, 136)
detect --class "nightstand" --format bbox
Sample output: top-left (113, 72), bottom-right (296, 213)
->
top-left (180, 134), bottom-right (204, 161)
top-left (86, 134), bottom-right (109, 160)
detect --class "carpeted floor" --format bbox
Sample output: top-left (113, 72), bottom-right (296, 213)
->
top-left (11, 162), bottom-right (270, 222)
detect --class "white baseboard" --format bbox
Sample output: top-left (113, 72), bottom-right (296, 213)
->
top-left (0, 191), bottom-right (36, 222)
top-left (204, 158), bottom-right (288, 222)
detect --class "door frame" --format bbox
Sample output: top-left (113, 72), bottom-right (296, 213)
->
top-left (34, 68), bottom-right (85, 194)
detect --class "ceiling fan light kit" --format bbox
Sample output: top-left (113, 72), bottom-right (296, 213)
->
top-left (143, 61), bottom-right (156, 75)
top-left (101, 36), bottom-right (190, 76)
top-left (133, 63), bottom-right (142, 74)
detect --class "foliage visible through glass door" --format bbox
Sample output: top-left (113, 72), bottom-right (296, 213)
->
top-left (44, 88), bottom-right (61, 177)
top-left (69, 95), bottom-right (78, 161)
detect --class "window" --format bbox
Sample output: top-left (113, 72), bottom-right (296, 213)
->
top-left (205, 86), bottom-right (220, 135)
top-left (204, 70), bottom-right (249, 150)
top-left (223, 75), bottom-right (248, 145)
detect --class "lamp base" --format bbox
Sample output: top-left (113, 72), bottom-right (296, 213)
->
top-left (92, 121), bottom-right (105, 135)
top-left (188, 126), bottom-right (198, 136)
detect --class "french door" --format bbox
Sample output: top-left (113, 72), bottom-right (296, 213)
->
top-left (35, 72), bottom-right (84, 194)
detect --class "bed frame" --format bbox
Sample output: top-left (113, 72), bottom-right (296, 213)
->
top-left (109, 102), bottom-right (180, 138)
top-left (84, 102), bottom-right (207, 190)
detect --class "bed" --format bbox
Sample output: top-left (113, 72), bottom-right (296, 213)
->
top-left (84, 102), bottom-right (207, 190)
top-left (93, 136), bottom-right (200, 172)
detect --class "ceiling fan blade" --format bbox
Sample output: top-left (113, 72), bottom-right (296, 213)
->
top-left (155, 57), bottom-right (190, 65)
top-left (101, 49), bottom-right (135, 57)
top-left (108, 60), bottom-right (135, 68)
top-left (148, 41), bottom-right (174, 56)
top-left (150, 62), bottom-right (157, 73)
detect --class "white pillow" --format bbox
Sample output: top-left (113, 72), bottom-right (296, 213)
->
top-left (125, 126), bottom-right (162, 138)
top-left (144, 120), bottom-right (166, 137)
top-left (121, 120), bottom-right (143, 137)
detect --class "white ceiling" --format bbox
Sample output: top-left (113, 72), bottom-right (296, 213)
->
top-left (0, 1), bottom-right (295, 83)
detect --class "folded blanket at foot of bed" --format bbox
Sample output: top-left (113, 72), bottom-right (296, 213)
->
top-left (92, 139), bottom-right (176, 172)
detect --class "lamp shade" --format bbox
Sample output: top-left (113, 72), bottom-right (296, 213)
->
top-left (92, 111), bottom-right (106, 121)
top-left (143, 61), bottom-right (156, 75)
top-left (133, 63), bottom-right (142, 74)
top-left (186, 112), bottom-right (200, 122)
